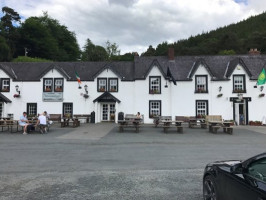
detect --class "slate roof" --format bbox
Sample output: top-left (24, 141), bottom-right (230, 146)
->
top-left (0, 55), bottom-right (266, 82)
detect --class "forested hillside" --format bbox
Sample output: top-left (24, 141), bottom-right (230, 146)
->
top-left (142, 12), bottom-right (266, 56)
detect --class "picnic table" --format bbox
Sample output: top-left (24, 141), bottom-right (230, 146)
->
top-left (161, 120), bottom-right (184, 133)
top-left (188, 118), bottom-right (207, 129)
top-left (208, 121), bottom-right (233, 134)
top-left (118, 116), bottom-right (142, 133)
top-left (61, 118), bottom-right (80, 128)
top-left (0, 120), bottom-right (20, 133)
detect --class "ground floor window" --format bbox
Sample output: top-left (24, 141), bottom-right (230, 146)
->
top-left (149, 100), bottom-right (161, 118)
top-left (63, 103), bottom-right (73, 117)
top-left (196, 100), bottom-right (208, 117)
top-left (27, 103), bottom-right (37, 117)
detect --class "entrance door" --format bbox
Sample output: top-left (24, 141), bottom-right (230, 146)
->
top-left (101, 103), bottom-right (115, 121)
top-left (234, 101), bottom-right (246, 125)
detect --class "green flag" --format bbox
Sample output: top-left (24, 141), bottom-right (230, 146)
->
top-left (257, 68), bottom-right (266, 85)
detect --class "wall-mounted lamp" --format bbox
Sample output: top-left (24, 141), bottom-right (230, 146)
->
top-left (15, 85), bottom-right (20, 94)
top-left (164, 81), bottom-right (168, 88)
top-left (84, 84), bottom-right (88, 94)
top-left (260, 85), bottom-right (264, 92)
top-left (219, 86), bottom-right (222, 92)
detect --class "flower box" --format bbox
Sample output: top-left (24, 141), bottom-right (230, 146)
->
top-left (150, 90), bottom-right (159, 94)
top-left (217, 93), bottom-right (223, 97)
top-left (13, 94), bottom-right (20, 98)
top-left (249, 121), bottom-right (262, 126)
top-left (259, 93), bottom-right (265, 97)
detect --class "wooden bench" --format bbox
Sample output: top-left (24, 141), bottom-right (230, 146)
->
top-left (210, 125), bottom-right (221, 133)
top-left (154, 116), bottom-right (172, 127)
top-left (223, 127), bottom-right (233, 134)
top-left (73, 114), bottom-right (91, 123)
top-left (61, 118), bottom-right (80, 128)
top-left (118, 120), bottom-right (141, 133)
top-left (0, 120), bottom-right (20, 133)
top-left (49, 114), bottom-right (61, 123)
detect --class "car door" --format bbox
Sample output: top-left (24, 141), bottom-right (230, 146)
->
top-left (221, 172), bottom-right (260, 200)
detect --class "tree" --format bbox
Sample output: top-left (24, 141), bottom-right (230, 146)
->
top-left (0, 6), bottom-right (21, 58)
top-left (141, 45), bottom-right (156, 56)
top-left (81, 39), bottom-right (108, 61)
top-left (105, 40), bottom-right (120, 60)
top-left (18, 12), bottom-right (80, 61)
top-left (0, 35), bottom-right (12, 61)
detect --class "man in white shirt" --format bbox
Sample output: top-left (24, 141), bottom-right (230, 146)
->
top-left (36, 113), bottom-right (47, 133)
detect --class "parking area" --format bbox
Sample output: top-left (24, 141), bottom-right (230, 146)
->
top-left (0, 123), bottom-right (265, 200)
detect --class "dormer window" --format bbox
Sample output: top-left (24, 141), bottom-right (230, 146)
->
top-left (109, 78), bottom-right (118, 92)
top-left (195, 75), bottom-right (208, 93)
top-left (149, 76), bottom-right (161, 94)
top-left (98, 78), bottom-right (107, 92)
top-left (54, 78), bottom-right (64, 92)
top-left (43, 78), bottom-right (53, 92)
top-left (233, 75), bottom-right (246, 93)
top-left (1, 78), bottom-right (10, 92)
top-left (43, 78), bottom-right (64, 92)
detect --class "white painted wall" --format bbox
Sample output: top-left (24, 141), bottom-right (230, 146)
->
top-left (1, 63), bottom-right (266, 123)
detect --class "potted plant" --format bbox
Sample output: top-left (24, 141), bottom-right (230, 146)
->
top-left (259, 93), bottom-right (265, 97)
top-left (99, 88), bottom-right (105, 92)
top-left (249, 121), bottom-right (262, 126)
top-left (217, 93), bottom-right (223, 97)
top-left (13, 94), bottom-right (20, 98)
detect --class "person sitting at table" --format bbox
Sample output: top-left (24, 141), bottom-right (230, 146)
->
top-left (36, 112), bottom-right (48, 134)
top-left (136, 112), bottom-right (142, 119)
top-left (19, 112), bottom-right (30, 135)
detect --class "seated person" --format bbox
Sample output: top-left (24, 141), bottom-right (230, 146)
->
top-left (19, 112), bottom-right (30, 135)
top-left (36, 112), bottom-right (48, 133)
top-left (136, 112), bottom-right (141, 119)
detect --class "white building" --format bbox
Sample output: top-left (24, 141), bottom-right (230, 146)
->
top-left (0, 49), bottom-right (265, 125)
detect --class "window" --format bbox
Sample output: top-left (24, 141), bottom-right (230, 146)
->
top-left (233, 75), bottom-right (246, 93)
top-left (43, 78), bottom-right (53, 92)
top-left (149, 100), bottom-right (161, 118)
top-left (149, 76), bottom-right (161, 94)
top-left (1, 78), bottom-right (10, 92)
top-left (196, 100), bottom-right (208, 117)
top-left (109, 78), bottom-right (118, 92)
top-left (27, 103), bottom-right (37, 117)
top-left (63, 103), bottom-right (73, 117)
top-left (54, 78), bottom-right (64, 92)
top-left (246, 158), bottom-right (266, 182)
top-left (195, 75), bottom-right (208, 93)
top-left (43, 78), bottom-right (64, 92)
top-left (97, 78), bottom-right (107, 92)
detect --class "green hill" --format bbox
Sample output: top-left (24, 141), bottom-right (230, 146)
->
top-left (142, 11), bottom-right (266, 56)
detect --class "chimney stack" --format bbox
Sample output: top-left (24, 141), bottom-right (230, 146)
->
top-left (168, 47), bottom-right (175, 61)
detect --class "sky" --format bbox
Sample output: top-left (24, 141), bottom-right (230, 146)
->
top-left (1, 0), bottom-right (265, 54)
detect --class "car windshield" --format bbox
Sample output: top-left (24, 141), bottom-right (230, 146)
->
top-left (247, 158), bottom-right (266, 182)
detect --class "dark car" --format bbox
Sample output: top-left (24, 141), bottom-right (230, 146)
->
top-left (203, 152), bottom-right (266, 200)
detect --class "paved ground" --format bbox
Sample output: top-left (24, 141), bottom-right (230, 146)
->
top-left (0, 123), bottom-right (265, 200)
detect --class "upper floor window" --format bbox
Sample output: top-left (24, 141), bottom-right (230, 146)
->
top-left (109, 78), bottom-right (118, 92)
top-left (54, 78), bottom-right (64, 92)
top-left (98, 78), bottom-right (107, 92)
top-left (43, 78), bottom-right (64, 92)
top-left (97, 78), bottom-right (118, 92)
top-left (44, 78), bottom-right (53, 92)
top-left (149, 76), bottom-right (161, 94)
top-left (195, 75), bottom-right (208, 93)
top-left (233, 75), bottom-right (246, 93)
top-left (1, 78), bottom-right (10, 92)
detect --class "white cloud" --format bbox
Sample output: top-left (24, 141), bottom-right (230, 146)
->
top-left (2, 0), bottom-right (266, 54)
